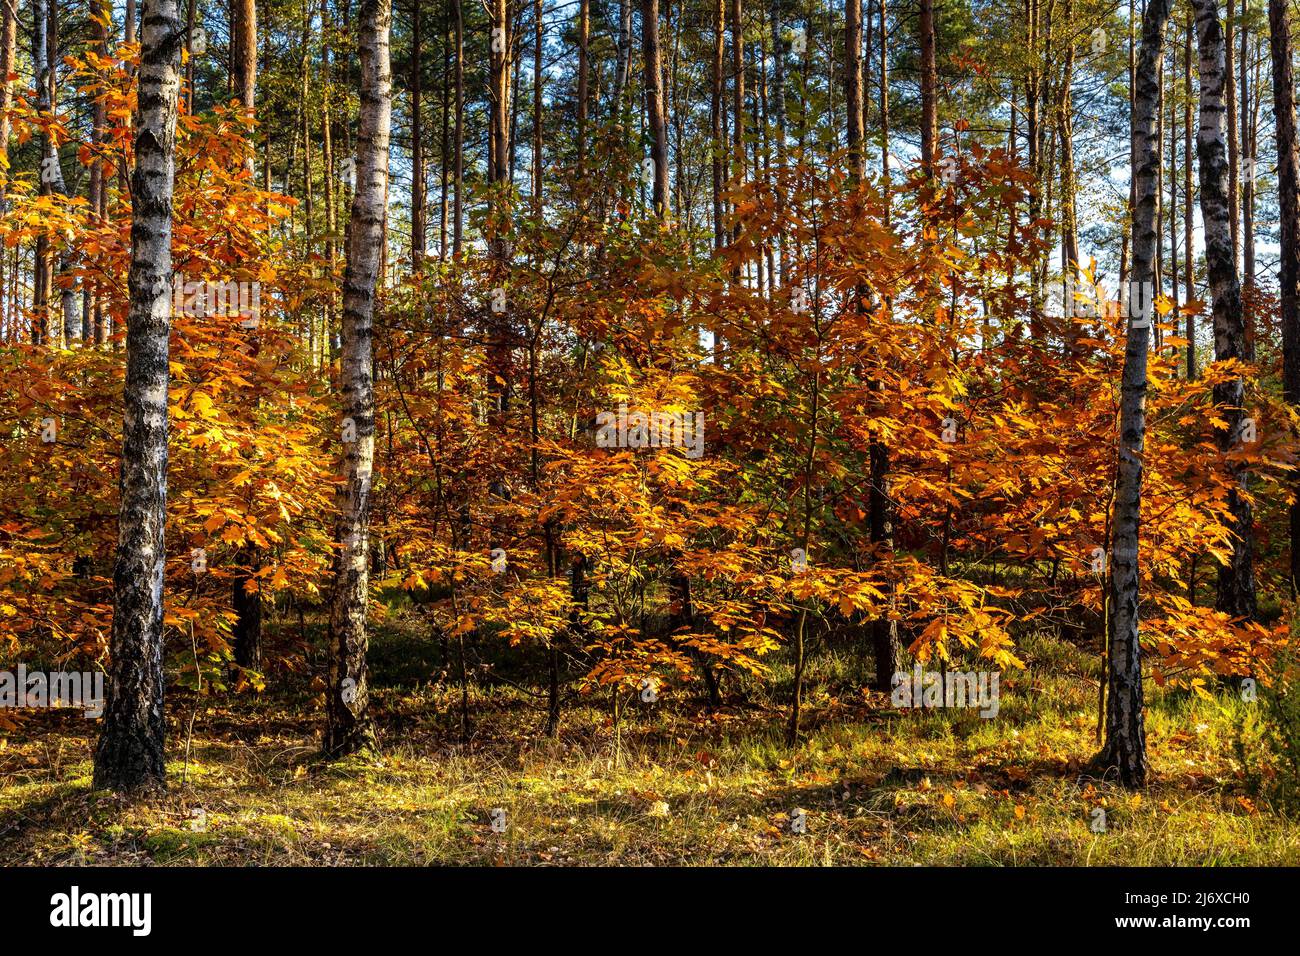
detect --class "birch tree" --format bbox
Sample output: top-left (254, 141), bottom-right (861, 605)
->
top-left (324, 0), bottom-right (392, 757)
top-left (1099, 0), bottom-right (1170, 789)
top-left (92, 0), bottom-right (183, 793)
top-left (33, 0), bottom-right (75, 343)
top-left (1191, 0), bottom-right (1256, 623)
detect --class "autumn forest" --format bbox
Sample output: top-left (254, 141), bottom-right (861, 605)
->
top-left (0, 0), bottom-right (1299, 875)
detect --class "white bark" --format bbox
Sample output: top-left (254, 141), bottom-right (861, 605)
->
top-left (93, 0), bottom-right (183, 793)
top-left (1102, 0), bottom-right (1168, 789)
top-left (324, 0), bottom-right (391, 756)
top-left (1191, 0), bottom-right (1257, 621)
top-left (32, 0), bottom-right (76, 342)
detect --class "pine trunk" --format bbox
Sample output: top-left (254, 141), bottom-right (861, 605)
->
top-left (1271, 0), bottom-right (1300, 595)
top-left (643, 0), bottom-right (669, 216)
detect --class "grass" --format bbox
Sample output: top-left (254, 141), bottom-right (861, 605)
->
top-left (1, 617), bottom-right (1298, 866)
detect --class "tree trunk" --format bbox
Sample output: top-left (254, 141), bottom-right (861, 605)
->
top-left (232, 0), bottom-right (257, 174)
top-left (769, 0), bottom-right (787, 280)
top-left (232, 0), bottom-right (256, 109)
top-left (1155, 37), bottom-right (1164, 302)
top-left (1185, 10), bottom-right (1195, 379)
top-left (880, 0), bottom-right (889, 221)
top-left (93, 0), bottom-right (183, 793)
top-left (1099, 0), bottom-right (1167, 790)
top-left (1271, 0), bottom-right (1300, 595)
top-left (1026, 0), bottom-right (1043, 335)
top-left (452, 0), bottom-right (463, 257)
top-left (34, 0), bottom-right (75, 345)
top-left (1120, 0), bottom-right (1135, 292)
top-left (643, 0), bottom-right (669, 216)
top-left (1191, 0), bottom-right (1257, 624)
top-left (846, 0), bottom-right (864, 180)
top-left (1059, 0), bottom-right (1078, 354)
top-left (439, 7), bottom-right (449, 258)
top-left (919, 0), bottom-right (937, 167)
top-left (411, 0), bottom-right (426, 265)
top-left (577, 0), bottom-right (589, 173)
top-left (730, 0), bottom-right (744, 272)
top-left (532, 0), bottom-right (542, 205)
top-left (1167, 37), bottom-right (1178, 346)
top-left (1225, 0), bottom-right (1239, 266)
top-left (324, 0), bottom-right (392, 758)
top-left (321, 0), bottom-right (337, 359)
top-left (0, 0), bottom-right (18, 336)
top-left (711, 0), bottom-right (725, 256)
top-left (490, 0), bottom-right (509, 188)
top-left (615, 0), bottom-right (632, 111)
top-left (1239, 1), bottom-right (1252, 291)
top-left (229, 0), bottom-right (263, 658)
top-left (232, 552), bottom-right (263, 673)
top-left (769, 0), bottom-right (786, 151)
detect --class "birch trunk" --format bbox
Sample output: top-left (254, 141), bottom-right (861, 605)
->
top-left (1099, 0), bottom-right (1168, 790)
top-left (1191, 0), bottom-right (1257, 622)
top-left (34, 0), bottom-right (76, 343)
top-left (1185, 11), bottom-right (1195, 379)
top-left (92, 0), bottom-right (182, 793)
top-left (0, 0), bottom-right (16, 338)
top-left (711, 0), bottom-right (724, 255)
top-left (324, 0), bottom-right (392, 757)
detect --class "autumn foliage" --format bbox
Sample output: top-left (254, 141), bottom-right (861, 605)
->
top-left (0, 45), bottom-right (1294, 743)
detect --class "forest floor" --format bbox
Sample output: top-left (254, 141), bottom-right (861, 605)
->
top-left (2, 616), bottom-right (1298, 866)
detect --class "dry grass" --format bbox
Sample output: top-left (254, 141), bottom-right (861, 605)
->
top-left (2, 625), bottom-right (1297, 866)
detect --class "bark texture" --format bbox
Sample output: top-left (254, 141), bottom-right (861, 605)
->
top-left (324, 0), bottom-right (392, 757)
top-left (1269, 0), bottom-right (1300, 594)
top-left (93, 0), bottom-right (183, 793)
top-left (642, 0), bottom-right (669, 216)
top-left (1099, 0), bottom-right (1168, 790)
top-left (1191, 0), bottom-right (1256, 623)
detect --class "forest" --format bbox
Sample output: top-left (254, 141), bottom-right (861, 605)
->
top-left (0, 0), bottom-right (1298, 871)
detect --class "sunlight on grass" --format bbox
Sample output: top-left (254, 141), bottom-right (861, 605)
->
top-left (2, 628), bottom-right (1298, 866)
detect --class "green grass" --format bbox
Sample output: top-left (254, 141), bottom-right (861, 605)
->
top-left (1, 620), bottom-right (1297, 866)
